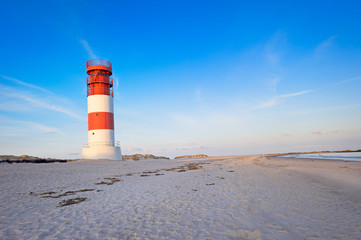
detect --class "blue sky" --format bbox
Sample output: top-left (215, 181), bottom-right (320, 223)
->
top-left (1, 0), bottom-right (360, 158)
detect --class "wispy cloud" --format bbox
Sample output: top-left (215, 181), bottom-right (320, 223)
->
top-left (266, 77), bottom-right (281, 94)
top-left (335, 76), bottom-right (361, 85)
top-left (254, 89), bottom-right (314, 109)
top-left (79, 39), bottom-right (98, 59)
top-left (0, 83), bottom-right (84, 120)
top-left (312, 130), bottom-right (343, 135)
top-left (264, 31), bottom-right (287, 64)
top-left (21, 121), bottom-right (61, 134)
top-left (312, 130), bottom-right (322, 135)
top-left (286, 103), bottom-right (361, 115)
top-left (315, 36), bottom-right (336, 56)
top-left (0, 75), bottom-right (52, 94)
top-left (0, 115), bottom-right (62, 134)
top-left (254, 98), bottom-right (279, 109)
top-left (112, 74), bottom-right (120, 90)
top-left (328, 130), bottom-right (343, 134)
top-left (280, 89), bottom-right (314, 98)
top-left (195, 89), bottom-right (202, 103)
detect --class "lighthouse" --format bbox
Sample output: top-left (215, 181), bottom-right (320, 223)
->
top-left (82, 59), bottom-right (122, 160)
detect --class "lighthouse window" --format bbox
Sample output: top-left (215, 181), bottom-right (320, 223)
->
top-left (96, 113), bottom-right (99, 116)
top-left (92, 132), bottom-right (95, 135)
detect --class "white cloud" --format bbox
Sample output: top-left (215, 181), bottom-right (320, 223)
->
top-left (280, 89), bottom-right (314, 98)
top-left (315, 36), bottom-right (336, 56)
top-left (79, 39), bottom-right (98, 59)
top-left (0, 83), bottom-right (84, 120)
top-left (286, 103), bottom-right (361, 115)
top-left (21, 121), bottom-right (61, 134)
top-left (195, 89), bottom-right (202, 103)
top-left (311, 129), bottom-right (343, 136)
top-left (253, 89), bottom-right (313, 109)
top-left (264, 31), bottom-right (287, 64)
top-left (335, 76), bottom-right (361, 85)
top-left (112, 74), bottom-right (120, 90)
top-left (0, 115), bottom-right (62, 135)
top-left (253, 97), bottom-right (279, 109)
top-left (328, 130), bottom-right (343, 134)
top-left (267, 77), bottom-right (281, 93)
top-left (0, 75), bottom-right (52, 94)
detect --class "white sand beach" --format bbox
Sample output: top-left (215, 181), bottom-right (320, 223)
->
top-left (0, 155), bottom-right (360, 239)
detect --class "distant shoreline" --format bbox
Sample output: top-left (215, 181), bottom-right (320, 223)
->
top-left (1, 149), bottom-right (360, 164)
top-left (271, 149), bottom-right (361, 157)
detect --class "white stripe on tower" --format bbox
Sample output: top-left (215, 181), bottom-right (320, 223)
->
top-left (87, 94), bottom-right (114, 146)
top-left (88, 95), bottom-right (114, 113)
top-left (88, 130), bottom-right (115, 146)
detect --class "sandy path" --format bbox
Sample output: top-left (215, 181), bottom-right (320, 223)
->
top-left (0, 156), bottom-right (360, 239)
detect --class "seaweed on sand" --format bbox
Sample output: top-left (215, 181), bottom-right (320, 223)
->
top-left (57, 197), bottom-right (87, 207)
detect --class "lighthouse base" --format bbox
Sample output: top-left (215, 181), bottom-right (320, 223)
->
top-left (82, 145), bottom-right (122, 160)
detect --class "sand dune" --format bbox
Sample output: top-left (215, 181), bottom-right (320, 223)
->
top-left (0, 155), bottom-right (360, 239)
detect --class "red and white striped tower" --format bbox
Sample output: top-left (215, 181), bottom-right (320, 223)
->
top-left (82, 59), bottom-right (122, 160)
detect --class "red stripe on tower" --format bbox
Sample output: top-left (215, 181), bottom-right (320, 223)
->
top-left (88, 112), bottom-right (114, 130)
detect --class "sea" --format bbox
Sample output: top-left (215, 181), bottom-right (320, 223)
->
top-left (280, 152), bottom-right (361, 162)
